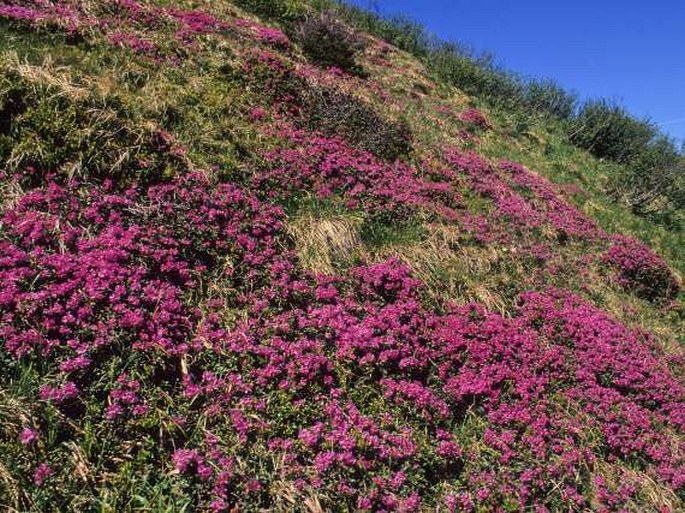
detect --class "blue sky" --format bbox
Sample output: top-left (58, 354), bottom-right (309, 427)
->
top-left (349, 0), bottom-right (685, 146)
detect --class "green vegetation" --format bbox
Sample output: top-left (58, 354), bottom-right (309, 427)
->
top-left (0, 0), bottom-right (682, 511)
top-left (304, 0), bottom-right (684, 234)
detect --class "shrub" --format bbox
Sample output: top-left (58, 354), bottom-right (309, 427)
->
top-left (299, 85), bottom-right (412, 161)
top-left (603, 235), bottom-right (680, 302)
top-left (294, 11), bottom-right (366, 73)
top-left (568, 100), bottom-right (658, 163)
top-left (430, 42), bottom-right (524, 107)
top-left (332, 5), bottom-right (432, 59)
top-left (567, 99), bottom-right (683, 228)
top-left (524, 79), bottom-right (577, 120)
top-left (458, 107), bottom-right (491, 131)
top-left (619, 136), bottom-right (684, 219)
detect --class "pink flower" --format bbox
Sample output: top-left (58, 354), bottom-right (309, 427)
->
top-left (458, 108), bottom-right (491, 130)
top-left (249, 107), bottom-right (267, 122)
top-left (20, 427), bottom-right (38, 445)
top-left (357, 497), bottom-right (373, 509)
top-left (104, 403), bottom-right (124, 420)
top-left (33, 463), bottom-right (53, 486)
top-left (245, 478), bottom-right (262, 492)
top-left (39, 382), bottom-right (79, 403)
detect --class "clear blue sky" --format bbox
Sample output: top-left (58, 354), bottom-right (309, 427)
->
top-left (349, 0), bottom-right (685, 146)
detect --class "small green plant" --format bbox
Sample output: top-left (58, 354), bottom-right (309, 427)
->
top-left (231, 0), bottom-right (306, 23)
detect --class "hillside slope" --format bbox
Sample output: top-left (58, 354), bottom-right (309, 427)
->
top-left (0, 1), bottom-right (683, 511)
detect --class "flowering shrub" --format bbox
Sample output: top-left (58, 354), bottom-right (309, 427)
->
top-left (256, 123), bottom-right (460, 221)
top-left (0, 0), bottom-right (293, 61)
top-left (0, 1), bottom-right (88, 34)
top-left (445, 149), bottom-right (543, 231)
top-left (5, 164), bottom-right (681, 510)
top-left (171, 255), bottom-right (685, 510)
top-left (444, 150), bottom-right (605, 242)
top-left (458, 107), bottom-right (491, 131)
top-left (0, 171), bottom-right (285, 404)
top-left (108, 30), bottom-right (159, 56)
top-left (603, 235), bottom-right (680, 301)
top-left (499, 161), bottom-right (603, 240)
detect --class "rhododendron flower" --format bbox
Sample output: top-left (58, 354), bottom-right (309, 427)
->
top-left (39, 382), bottom-right (79, 403)
top-left (33, 463), bottom-right (53, 486)
top-left (20, 427), bottom-right (38, 445)
top-left (249, 106), bottom-right (267, 122)
top-left (459, 108), bottom-right (491, 130)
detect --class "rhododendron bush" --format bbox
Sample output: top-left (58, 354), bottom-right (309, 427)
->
top-left (255, 123), bottom-right (460, 222)
top-left (603, 235), bottom-right (680, 302)
top-left (0, 0), bottom-right (292, 61)
top-left (1, 170), bottom-right (683, 510)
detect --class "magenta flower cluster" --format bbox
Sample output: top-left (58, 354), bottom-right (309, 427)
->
top-left (603, 234), bottom-right (680, 301)
top-left (256, 122), bottom-right (461, 221)
top-left (0, 0), bottom-right (89, 34)
top-left (499, 161), bottom-right (603, 240)
top-left (108, 30), bottom-right (159, 56)
top-left (458, 107), bottom-right (492, 130)
top-left (169, 250), bottom-right (684, 510)
top-left (444, 149), bottom-right (603, 241)
top-left (0, 0), bottom-right (292, 59)
top-left (8, 163), bottom-right (679, 508)
top-left (446, 149), bottom-right (543, 231)
top-left (0, 171), bottom-right (284, 404)
top-left (1, 2), bottom-right (683, 511)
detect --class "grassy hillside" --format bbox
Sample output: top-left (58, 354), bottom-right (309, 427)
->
top-left (0, 1), bottom-right (683, 511)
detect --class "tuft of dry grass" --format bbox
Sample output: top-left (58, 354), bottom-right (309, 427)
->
top-left (286, 213), bottom-right (363, 275)
top-left (66, 441), bottom-right (93, 484)
top-left (270, 479), bottom-right (326, 513)
top-left (287, 213), bottom-right (514, 312)
top-left (0, 459), bottom-right (21, 513)
top-left (360, 223), bottom-right (512, 312)
top-left (0, 390), bottom-right (33, 438)
top-left (0, 389), bottom-right (35, 511)
top-left (1, 52), bottom-right (87, 101)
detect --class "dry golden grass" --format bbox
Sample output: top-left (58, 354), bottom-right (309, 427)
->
top-left (591, 461), bottom-right (682, 512)
top-left (358, 222), bottom-right (510, 312)
top-left (66, 441), bottom-right (93, 485)
top-left (1, 52), bottom-right (87, 100)
top-left (286, 213), bottom-right (363, 275)
top-left (0, 459), bottom-right (21, 513)
top-left (0, 179), bottom-right (25, 213)
top-left (0, 390), bottom-right (34, 511)
top-left (287, 214), bottom-right (514, 312)
top-left (269, 479), bottom-right (327, 513)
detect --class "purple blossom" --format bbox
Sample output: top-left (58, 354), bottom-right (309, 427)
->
top-left (33, 463), bottom-right (53, 486)
top-left (458, 108), bottom-right (491, 130)
top-left (20, 427), bottom-right (39, 445)
top-left (603, 235), bottom-right (680, 301)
